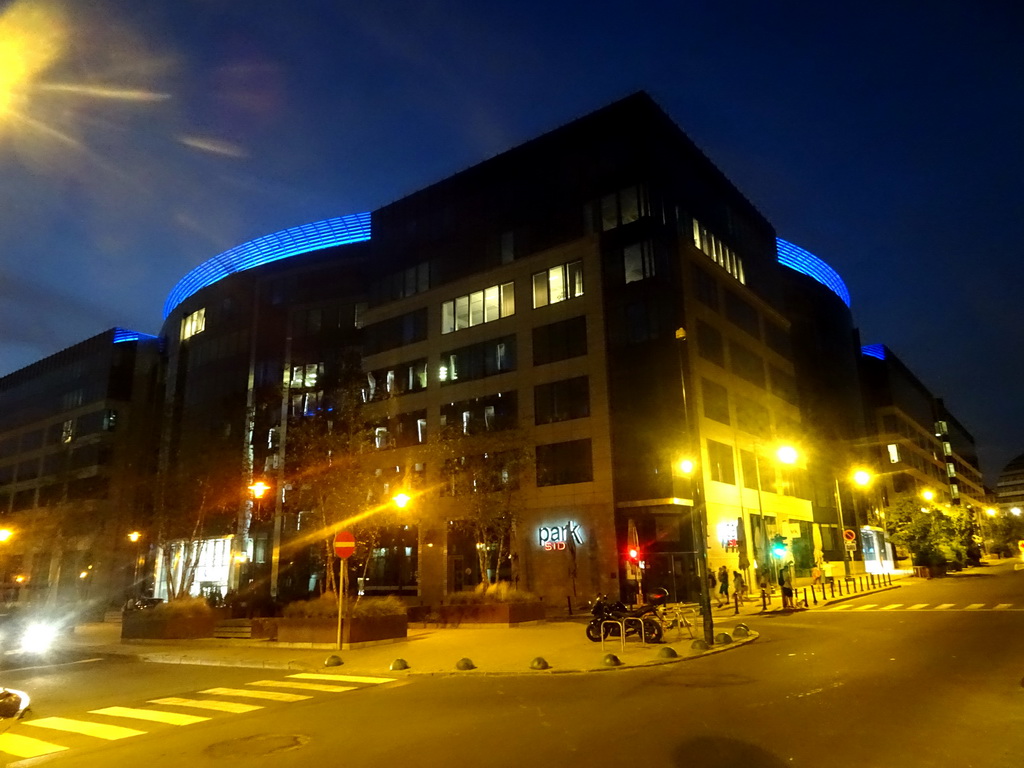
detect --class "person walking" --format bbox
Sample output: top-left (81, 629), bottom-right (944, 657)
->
top-left (733, 570), bottom-right (747, 603)
top-left (707, 568), bottom-right (718, 606)
top-left (717, 565), bottom-right (730, 608)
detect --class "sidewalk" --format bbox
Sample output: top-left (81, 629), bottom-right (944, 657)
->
top-left (57, 571), bottom-right (913, 678)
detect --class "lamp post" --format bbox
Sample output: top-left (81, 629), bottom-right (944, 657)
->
top-left (832, 468), bottom-right (873, 579)
top-left (127, 531), bottom-right (142, 597)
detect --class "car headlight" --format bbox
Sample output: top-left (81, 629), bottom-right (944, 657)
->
top-left (20, 622), bottom-right (58, 654)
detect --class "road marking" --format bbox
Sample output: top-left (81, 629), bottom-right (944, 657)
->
top-left (89, 706), bottom-right (210, 725)
top-left (854, 604), bottom-right (878, 611)
top-left (149, 697), bottom-right (262, 714)
top-left (249, 680), bottom-right (356, 693)
top-left (965, 603), bottom-right (985, 610)
top-left (880, 604), bottom-right (902, 610)
top-left (0, 732), bottom-right (69, 758)
top-left (198, 687), bottom-right (311, 702)
top-left (994, 604), bottom-right (1013, 610)
top-left (288, 673), bottom-right (396, 685)
top-left (907, 604), bottom-right (928, 610)
top-left (22, 716), bottom-right (145, 740)
top-left (829, 604), bottom-right (853, 611)
top-left (935, 604), bottom-right (954, 610)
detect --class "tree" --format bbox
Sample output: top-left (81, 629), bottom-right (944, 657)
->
top-left (885, 492), bottom-right (954, 567)
top-left (155, 424), bottom-right (246, 600)
top-left (428, 426), bottom-right (533, 587)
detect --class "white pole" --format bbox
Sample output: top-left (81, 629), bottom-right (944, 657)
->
top-left (336, 563), bottom-right (345, 650)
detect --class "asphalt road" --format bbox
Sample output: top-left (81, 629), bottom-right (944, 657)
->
top-left (3, 561), bottom-right (1023, 768)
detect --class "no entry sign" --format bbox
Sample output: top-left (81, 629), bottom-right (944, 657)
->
top-left (334, 530), bottom-right (356, 559)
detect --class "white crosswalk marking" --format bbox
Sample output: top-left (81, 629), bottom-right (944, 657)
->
top-left (935, 604), bottom-right (954, 610)
top-left (150, 696), bottom-right (263, 713)
top-left (89, 706), bottom-right (210, 725)
top-left (908, 604), bottom-right (928, 610)
top-left (880, 604), bottom-right (902, 610)
top-left (994, 604), bottom-right (1013, 610)
top-left (249, 680), bottom-right (356, 693)
top-left (198, 687), bottom-right (311, 702)
top-left (288, 673), bottom-right (395, 685)
top-left (0, 732), bottom-right (69, 758)
top-left (22, 716), bottom-right (145, 740)
top-left (830, 604), bottom-right (853, 611)
top-left (965, 603), bottom-right (985, 610)
top-left (854, 604), bottom-right (878, 611)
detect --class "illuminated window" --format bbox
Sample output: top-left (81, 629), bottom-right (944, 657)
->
top-left (887, 444), bottom-right (900, 463)
top-left (180, 308), bottom-right (206, 340)
top-left (624, 242), bottom-right (656, 284)
top-left (692, 219), bottom-right (745, 284)
top-left (532, 261), bottom-right (583, 308)
top-left (442, 282), bottom-right (515, 334)
top-left (61, 420), bottom-right (74, 444)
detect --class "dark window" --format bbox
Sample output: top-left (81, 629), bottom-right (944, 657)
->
top-left (706, 440), bottom-right (735, 485)
top-left (536, 439), bottom-right (593, 486)
top-left (701, 379), bottom-right (730, 425)
top-left (363, 308), bottom-right (428, 354)
top-left (764, 321), bottom-right (791, 358)
top-left (533, 316), bottom-right (587, 366)
top-left (16, 458), bottom-right (39, 482)
top-left (0, 464), bottom-right (13, 485)
top-left (730, 341), bottom-right (766, 387)
top-left (696, 320), bottom-right (725, 367)
top-left (768, 364), bottom-right (799, 405)
top-left (740, 450), bottom-right (758, 489)
top-left (12, 488), bottom-right (36, 511)
top-left (724, 292), bottom-right (760, 339)
top-left (440, 335), bottom-right (516, 386)
top-left (625, 300), bottom-right (661, 343)
top-left (735, 395), bottom-right (770, 436)
top-left (882, 414), bottom-right (899, 434)
top-left (692, 265), bottom-right (719, 310)
top-left (624, 241), bottom-right (656, 284)
top-left (19, 430), bottom-right (43, 451)
top-left (394, 410), bottom-right (428, 447)
top-left (534, 377), bottom-right (590, 425)
top-left (441, 391), bottom-right (518, 433)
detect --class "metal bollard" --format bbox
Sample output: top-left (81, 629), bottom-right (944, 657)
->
top-left (761, 589), bottom-right (768, 611)
top-left (859, 576), bottom-right (865, 592)
top-left (802, 587), bottom-right (808, 607)
top-left (734, 592), bottom-right (740, 615)
top-left (829, 580), bottom-right (835, 598)
top-left (812, 584), bottom-right (819, 605)
top-left (838, 579), bottom-right (843, 596)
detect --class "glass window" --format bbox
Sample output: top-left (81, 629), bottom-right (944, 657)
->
top-left (707, 440), bottom-right (735, 485)
top-left (532, 272), bottom-right (549, 308)
top-left (484, 286), bottom-right (500, 322)
top-left (696, 320), bottom-right (725, 367)
top-left (536, 439), bottom-right (593, 486)
top-left (566, 261), bottom-right (584, 299)
top-left (469, 291), bottom-right (485, 327)
top-left (620, 186), bottom-right (639, 224)
top-left (702, 379), bottom-right (730, 425)
top-left (548, 266), bottom-right (566, 304)
top-left (500, 282), bottom-right (515, 317)
top-left (533, 262), bottom-right (582, 308)
top-left (455, 296), bottom-right (470, 331)
top-left (442, 301), bottom-right (455, 334)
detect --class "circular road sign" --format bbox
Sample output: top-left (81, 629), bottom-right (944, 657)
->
top-left (334, 530), bottom-right (356, 560)
top-left (843, 528), bottom-right (857, 542)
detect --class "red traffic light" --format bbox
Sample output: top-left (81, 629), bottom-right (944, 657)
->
top-left (627, 547), bottom-right (640, 561)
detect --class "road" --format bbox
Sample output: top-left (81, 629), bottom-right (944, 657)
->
top-left (3, 561), bottom-right (1023, 767)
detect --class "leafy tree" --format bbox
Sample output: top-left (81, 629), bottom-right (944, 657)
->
top-left (885, 492), bottom-right (953, 567)
top-left (427, 426), bottom-right (533, 586)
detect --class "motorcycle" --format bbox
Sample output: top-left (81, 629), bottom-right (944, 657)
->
top-left (585, 590), bottom-right (667, 643)
top-left (0, 688), bottom-right (30, 721)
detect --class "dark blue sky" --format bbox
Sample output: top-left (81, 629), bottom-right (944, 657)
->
top-left (1, 1), bottom-right (1021, 479)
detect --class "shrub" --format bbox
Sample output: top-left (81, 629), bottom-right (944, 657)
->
top-left (283, 594), bottom-right (407, 619)
top-left (447, 582), bottom-right (538, 605)
top-left (149, 597), bottom-right (212, 619)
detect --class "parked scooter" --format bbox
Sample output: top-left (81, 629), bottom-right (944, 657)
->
top-left (585, 590), bottom-right (667, 643)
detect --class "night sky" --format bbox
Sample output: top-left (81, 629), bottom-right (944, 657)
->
top-left (1, 1), bottom-right (1021, 480)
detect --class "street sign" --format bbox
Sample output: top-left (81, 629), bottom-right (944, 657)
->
top-left (333, 530), bottom-right (356, 559)
top-left (845, 540), bottom-right (857, 551)
top-left (843, 528), bottom-right (857, 542)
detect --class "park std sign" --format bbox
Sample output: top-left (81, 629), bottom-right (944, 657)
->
top-left (538, 521), bottom-right (583, 551)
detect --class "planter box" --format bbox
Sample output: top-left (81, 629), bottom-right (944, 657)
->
top-left (437, 602), bottom-right (545, 626)
top-left (275, 615), bottom-right (407, 646)
top-left (121, 609), bottom-right (225, 640)
top-left (912, 564), bottom-right (947, 579)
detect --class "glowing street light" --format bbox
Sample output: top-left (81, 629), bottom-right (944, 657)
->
top-left (776, 445), bottom-right (798, 465)
top-left (249, 481), bottom-right (270, 499)
top-left (985, 508), bottom-right (997, 517)
top-left (677, 458), bottom-right (695, 476)
top-left (127, 531), bottom-right (141, 543)
top-left (852, 469), bottom-right (873, 487)
top-left (393, 492), bottom-right (411, 509)
top-left (1012, 507), bottom-right (1022, 517)
top-left (921, 489), bottom-right (935, 503)
top-left (0, 528), bottom-right (11, 543)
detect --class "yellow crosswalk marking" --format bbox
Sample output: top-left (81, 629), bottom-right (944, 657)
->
top-left (854, 604), bottom-right (877, 611)
top-left (198, 687), bottom-right (311, 702)
top-left (150, 697), bottom-right (262, 714)
top-left (288, 673), bottom-right (395, 685)
top-left (994, 604), bottom-right (1013, 610)
top-left (829, 604), bottom-right (853, 610)
top-left (880, 604), bottom-right (902, 610)
top-left (89, 706), bottom-right (210, 725)
top-left (935, 604), bottom-right (954, 610)
top-left (0, 732), bottom-right (69, 758)
top-left (249, 680), bottom-right (355, 693)
top-left (908, 604), bottom-right (928, 610)
top-left (23, 716), bottom-right (145, 740)
top-left (965, 603), bottom-right (984, 610)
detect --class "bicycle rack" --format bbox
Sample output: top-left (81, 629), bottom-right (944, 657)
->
top-left (601, 617), bottom-right (647, 651)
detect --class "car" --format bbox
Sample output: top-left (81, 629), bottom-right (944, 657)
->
top-left (0, 606), bottom-right (61, 655)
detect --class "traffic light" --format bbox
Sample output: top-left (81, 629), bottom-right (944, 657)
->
top-left (627, 547), bottom-right (640, 563)
top-left (770, 534), bottom-right (788, 560)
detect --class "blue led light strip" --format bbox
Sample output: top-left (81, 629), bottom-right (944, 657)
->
top-left (861, 344), bottom-right (886, 360)
top-left (113, 328), bottom-right (157, 344)
top-left (163, 212), bottom-right (372, 319)
top-left (776, 239), bottom-right (851, 308)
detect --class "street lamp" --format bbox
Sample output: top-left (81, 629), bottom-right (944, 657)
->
top-left (127, 531), bottom-right (143, 596)
top-left (0, 529), bottom-right (11, 543)
top-left (676, 457), bottom-right (713, 645)
top-left (392, 492), bottom-right (411, 509)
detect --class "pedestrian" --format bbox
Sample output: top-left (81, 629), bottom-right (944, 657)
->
top-left (717, 565), bottom-right (729, 607)
top-left (811, 563), bottom-right (822, 585)
top-left (732, 570), bottom-right (746, 602)
top-left (707, 568), bottom-right (717, 604)
top-left (779, 567), bottom-right (794, 609)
